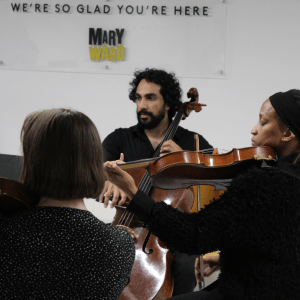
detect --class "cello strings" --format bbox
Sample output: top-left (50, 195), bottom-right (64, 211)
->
top-left (153, 112), bottom-right (182, 156)
top-left (124, 117), bottom-right (217, 228)
top-left (117, 110), bottom-right (183, 227)
top-left (122, 211), bottom-right (133, 225)
top-left (120, 147), bottom-right (216, 225)
top-left (124, 112), bottom-right (185, 226)
top-left (123, 111), bottom-right (183, 225)
top-left (119, 168), bottom-right (152, 226)
top-left (116, 148), bottom-right (231, 226)
top-left (120, 157), bottom-right (156, 226)
top-left (123, 175), bottom-right (152, 226)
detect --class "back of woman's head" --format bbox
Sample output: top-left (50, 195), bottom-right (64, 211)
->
top-left (20, 109), bottom-right (105, 200)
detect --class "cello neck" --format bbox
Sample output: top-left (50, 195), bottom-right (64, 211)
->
top-left (139, 110), bottom-right (184, 194)
top-left (152, 110), bottom-right (184, 158)
top-left (138, 87), bottom-right (204, 192)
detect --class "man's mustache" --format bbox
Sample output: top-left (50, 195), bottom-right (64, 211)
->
top-left (137, 110), bottom-right (153, 117)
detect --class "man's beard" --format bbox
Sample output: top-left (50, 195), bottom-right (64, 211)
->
top-left (137, 107), bottom-right (166, 130)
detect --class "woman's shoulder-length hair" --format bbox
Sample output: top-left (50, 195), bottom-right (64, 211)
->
top-left (20, 108), bottom-right (105, 200)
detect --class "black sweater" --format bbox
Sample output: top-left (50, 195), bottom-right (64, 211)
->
top-left (127, 167), bottom-right (300, 300)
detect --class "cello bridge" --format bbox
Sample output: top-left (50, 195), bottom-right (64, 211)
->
top-left (254, 155), bottom-right (273, 160)
top-left (116, 225), bottom-right (139, 240)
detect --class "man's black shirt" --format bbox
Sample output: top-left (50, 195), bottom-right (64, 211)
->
top-left (103, 124), bottom-right (212, 162)
top-left (102, 123), bottom-right (212, 297)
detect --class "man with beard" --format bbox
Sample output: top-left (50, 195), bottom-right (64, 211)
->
top-left (100, 68), bottom-right (212, 297)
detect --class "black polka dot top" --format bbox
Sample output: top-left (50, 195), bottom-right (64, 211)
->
top-left (0, 207), bottom-right (135, 299)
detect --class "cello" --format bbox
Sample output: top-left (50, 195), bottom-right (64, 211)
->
top-left (145, 146), bottom-right (276, 289)
top-left (105, 147), bottom-right (277, 298)
top-left (112, 88), bottom-right (207, 300)
top-left (0, 177), bottom-right (38, 216)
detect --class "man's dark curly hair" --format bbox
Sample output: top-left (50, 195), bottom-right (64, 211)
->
top-left (129, 68), bottom-right (182, 119)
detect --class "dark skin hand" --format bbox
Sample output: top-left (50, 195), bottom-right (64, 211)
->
top-left (159, 140), bottom-right (183, 156)
top-left (195, 254), bottom-right (221, 284)
top-left (100, 141), bottom-right (182, 208)
top-left (105, 160), bottom-right (222, 282)
top-left (104, 161), bottom-right (138, 200)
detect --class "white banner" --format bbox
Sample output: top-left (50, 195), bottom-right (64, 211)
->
top-left (0, 0), bottom-right (227, 78)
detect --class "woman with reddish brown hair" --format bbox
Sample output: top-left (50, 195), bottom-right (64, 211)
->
top-left (0, 109), bottom-right (135, 300)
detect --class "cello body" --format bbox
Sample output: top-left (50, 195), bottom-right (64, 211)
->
top-left (110, 87), bottom-right (205, 299)
top-left (0, 177), bottom-right (38, 216)
top-left (114, 146), bottom-right (276, 299)
top-left (113, 161), bottom-right (195, 300)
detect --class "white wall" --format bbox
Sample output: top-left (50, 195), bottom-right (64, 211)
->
top-left (1, 0), bottom-right (300, 221)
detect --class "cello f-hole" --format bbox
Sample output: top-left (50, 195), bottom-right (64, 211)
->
top-left (142, 231), bottom-right (154, 255)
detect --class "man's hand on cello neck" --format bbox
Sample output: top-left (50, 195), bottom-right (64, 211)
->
top-left (160, 140), bottom-right (183, 156)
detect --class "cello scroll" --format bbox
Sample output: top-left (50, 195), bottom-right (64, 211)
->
top-left (181, 88), bottom-right (206, 120)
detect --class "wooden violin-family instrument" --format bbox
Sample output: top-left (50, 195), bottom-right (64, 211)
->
top-left (118, 146), bottom-right (276, 294)
top-left (148, 146), bottom-right (277, 191)
top-left (113, 88), bottom-right (206, 300)
top-left (0, 177), bottom-right (38, 216)
top-left (145, 146), bottom-right (276, 290)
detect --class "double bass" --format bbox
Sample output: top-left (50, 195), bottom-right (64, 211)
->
top-left (112, 88), bottom-right (206, 300)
